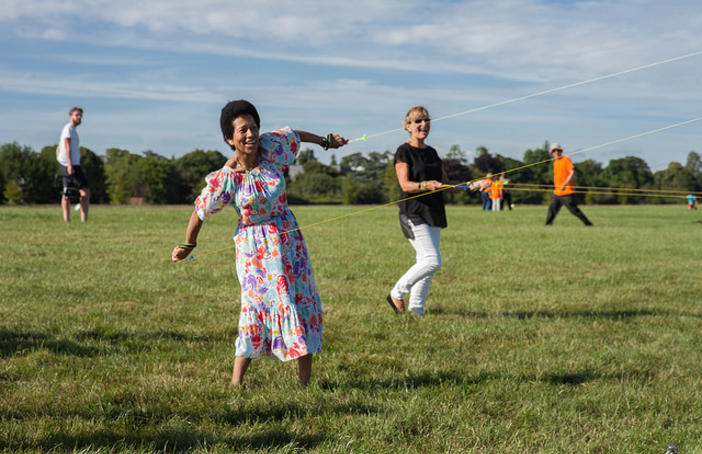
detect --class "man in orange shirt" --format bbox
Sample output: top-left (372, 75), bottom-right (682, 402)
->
top-left (545, 143), bottom-right (592, 226)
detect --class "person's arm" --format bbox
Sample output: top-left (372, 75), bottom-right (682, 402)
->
top-left (64, 137), bottom-right (73, 174)
top-left (561, 168), bottom-right (575, 191)
top-left (395, 162), bottom-right (443, 193)
top-left (294, 130), bottom-right (348, 149)
top-left (440, 168), bottom-right (469, 192)
top-left (172, 210), bottom-right (203, 262)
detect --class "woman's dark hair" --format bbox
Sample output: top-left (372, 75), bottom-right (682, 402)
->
top-left (220, 100), bottom-right (260, 150)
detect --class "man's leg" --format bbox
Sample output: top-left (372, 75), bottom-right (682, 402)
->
top-left (561, 195), bottom-right (593, 226)
top-left (61, 195), bottom-right (70, 223)
top-left (545, 194), bottom-right (562, 225)
top-left (79, 188), bottom-right (90, 223)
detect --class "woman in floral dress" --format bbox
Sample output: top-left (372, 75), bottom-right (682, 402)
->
top-left (172, 100), bottom-right (347, 386)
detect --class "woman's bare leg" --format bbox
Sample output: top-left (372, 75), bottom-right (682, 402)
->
top-left (298, 354), bottom-right (312, 386)
top-left (231, 356), bottom-right (252, 386)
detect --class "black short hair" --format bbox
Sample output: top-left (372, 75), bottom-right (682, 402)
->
top-left (220, 100), bottom-right (260, 150)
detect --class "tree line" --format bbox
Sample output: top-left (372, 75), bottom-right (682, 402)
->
top-left (0, 141), bottom-right (699, 205)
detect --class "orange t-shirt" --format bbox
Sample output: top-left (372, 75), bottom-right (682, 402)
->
top-left (553, 156), bottom-right (575, 196)
top-left (482, 178), bottom-right (493, 192)
top-left (490, 180), bottom-right (503, 199)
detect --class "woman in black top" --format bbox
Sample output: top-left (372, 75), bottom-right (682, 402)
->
top-left (386, 106), bottom-right (447, 315)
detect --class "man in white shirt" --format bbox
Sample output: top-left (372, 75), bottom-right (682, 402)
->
top-left (57, 107), bottom-right (89, 222)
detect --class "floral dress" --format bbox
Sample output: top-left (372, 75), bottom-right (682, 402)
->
top-left (194, 127), bottom-right (322, 361)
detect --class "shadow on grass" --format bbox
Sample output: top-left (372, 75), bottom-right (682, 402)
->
top-left (0, 328), bottom-right (228, 358)
top-left (2, 426), bottom-right (325, 452)
top-left (74, 329), bottom-right (222, 344)
top-left (430, 307), bottom-right (701, 320)
top-left (319, 369), bottom-right (500, 391)
top-left (535, 367), bottom-right (654, 386)
top-left (0, 329), bottom-right (98, 358)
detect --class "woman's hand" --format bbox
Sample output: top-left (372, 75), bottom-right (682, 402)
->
top-left (421, 180), bottom-right (444, 191)
top-left (327, 134), bottom-right (348, 149)
top-left (172, 245), bottom-right (193, 262)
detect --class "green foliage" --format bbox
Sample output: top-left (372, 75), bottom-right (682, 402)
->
top-left (342, 176), bottom-right (386, 204)
top-left (104, 148), bottom-right (140, 204)
top-left (289, 172), bottom-right (341, 203)
top-left (294, 148), bottom-right (317, 165)
top-left (132, 152), bottom-right (180, 204)
top-left (37, 145), bottom-right (63, 203)
top-left (79, 146), bottom-right (108, 203)
top-left (174, 149), bottom-right (227, 203)
top-left (0, 142), bottom-right (38, 204)
top-left (601, 156), bottom-right (654, 204)
top-left (2, 179), bottom-right (23, 204)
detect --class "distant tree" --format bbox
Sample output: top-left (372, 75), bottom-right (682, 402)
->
top-left (0, 142), bottom-right (39, 204)
top-left (685, 150), bottom-right (701, 189)
top-left (445, 144), bottom-right (468, 164)
top-left (473, 146), bottom-right (502, 174)
top-left (653, 162), bottom-right (695, 204)
top-left (518, 142), bottom-right (551, 204)
top-left (104, 148), bottom-right (140, 204)
top-left (342, 176), bottom-right (385, 204)
top-left (132, 152), bottom-right (180, 204)
top-left (37, 145), bottom-right (63, 203)
top-left (302, 160), bottom-right (340, 177)
top-left (601, 156), bottom-right (653, 204)
top-left (79, 147), bottom-right (108, 203)
top-left (295, 148), bottom-right (317, 165)
top-left (575, 159), bottom-right (605, 204)
top-left (330, 154), bottom-right (338, 166)
top-left (289, 172), bottom-right (341, 202)
top-left (175, 149), bottom-right (227, 203)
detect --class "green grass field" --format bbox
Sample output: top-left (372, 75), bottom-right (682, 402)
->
top-left (1, 204), bottom-right (701, 453)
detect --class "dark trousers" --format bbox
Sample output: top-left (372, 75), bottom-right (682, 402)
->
top-left (545, 194), bottom-right (592, 225)
top-left (481, 191), bottom-right (491, 211)
top-left (503, 191), bottom-right (512, 210)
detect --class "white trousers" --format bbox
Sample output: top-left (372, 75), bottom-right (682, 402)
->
top-left (391, 221), bottom-right (442, 315)
top-left (492, 199), bottom-right (501, 211)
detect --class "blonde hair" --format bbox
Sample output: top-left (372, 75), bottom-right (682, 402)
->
top-left (403, 106), bottom-right (429, 130)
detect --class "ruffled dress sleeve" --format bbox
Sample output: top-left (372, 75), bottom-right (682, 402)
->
top-left (259, 127), bottom-right (301, 171)
top-left (194, 166), bottom-right (240, 221)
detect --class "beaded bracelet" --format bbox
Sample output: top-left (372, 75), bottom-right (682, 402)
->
top-left (178, 243), bottom-right (196, 249)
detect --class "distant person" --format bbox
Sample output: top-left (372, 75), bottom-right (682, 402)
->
top-left (500, 175), bottom-right (513, 210)
top-left (57, 107), bottom-right (89, 223)
top-left (686, 194), bottom-right (697, 210)
top-left (545, 143), bottom-right (592, 226)
top-left (490, 176), bottom-right (503, 211)
top-left (481, 172), bottom-right (493, 211)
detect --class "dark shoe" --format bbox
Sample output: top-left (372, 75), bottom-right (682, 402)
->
top-left (386, 294), bottom-right (405, 314)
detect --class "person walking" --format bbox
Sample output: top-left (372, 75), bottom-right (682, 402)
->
top-left (172, 100), bottom-right (347, 386)
top-left (57, 107), bottom-right (89, 222)
top-left (545, 143), bottom-right (592, 226)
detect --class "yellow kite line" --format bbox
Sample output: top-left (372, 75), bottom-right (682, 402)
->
top-left (175, 116), bottom-right (702, 263)
top-left (509, 183), bottom-right (702, 197)
top-left (362, 49), bottom-right (702, 140)
top-left (506, 186), bottom-right (695, 200)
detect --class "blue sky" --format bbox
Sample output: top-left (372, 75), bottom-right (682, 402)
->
top-left (1, 0), bottom-right (700, 171)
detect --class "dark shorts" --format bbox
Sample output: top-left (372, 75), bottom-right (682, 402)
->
top-left (60, 165), bottom-right (89, 193)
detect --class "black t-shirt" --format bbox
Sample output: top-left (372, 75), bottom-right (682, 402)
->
top-left (394, 143), bottom-right (447, 229)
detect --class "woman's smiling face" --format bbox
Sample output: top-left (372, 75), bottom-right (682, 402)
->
top-left (226, 114), bottom-right (260, 155)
